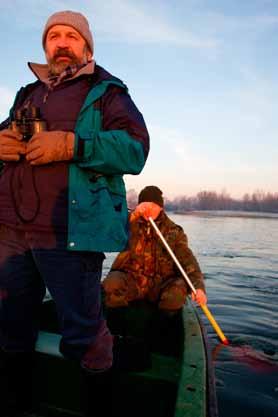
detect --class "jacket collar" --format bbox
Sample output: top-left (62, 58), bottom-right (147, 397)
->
top-left (28, 60), bottom-right (95, 86)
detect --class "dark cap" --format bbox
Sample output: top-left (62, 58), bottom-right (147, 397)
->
top-left (138, 186), bottom-right (164, 207)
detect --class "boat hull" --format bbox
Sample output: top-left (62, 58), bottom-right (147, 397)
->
top-left (29, 299), bottom-right (217, 417)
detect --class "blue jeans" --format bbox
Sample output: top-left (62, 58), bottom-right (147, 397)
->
top-left (0, 224), bottom-right (112, 368)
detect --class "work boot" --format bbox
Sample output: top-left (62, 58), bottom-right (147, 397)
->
top-left (0, 349), bottom-right (36, 416)
top-left (81, 367), bottom-right (114, 417)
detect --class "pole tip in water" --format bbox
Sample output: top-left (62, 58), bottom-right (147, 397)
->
top-left (222, 338), bottom-right (229, 346)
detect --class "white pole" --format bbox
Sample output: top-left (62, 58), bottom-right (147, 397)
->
top-left (149, 216), bottom-right (229, 345)
top-left (149, 217), bottom-right (196, 294)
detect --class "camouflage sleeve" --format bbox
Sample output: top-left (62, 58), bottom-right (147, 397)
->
top-left (0, 117), bottom-right (10, 131)
top-left (110, 250), bottom-right (131, 272)
top-left (174, 229), bottom-right (206, 293)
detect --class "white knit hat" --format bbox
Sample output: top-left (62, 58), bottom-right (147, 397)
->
top-left (42, 10), bottom-right (94, 54)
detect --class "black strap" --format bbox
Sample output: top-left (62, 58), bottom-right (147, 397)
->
top-left (8, 80), bottom-right (41, 121)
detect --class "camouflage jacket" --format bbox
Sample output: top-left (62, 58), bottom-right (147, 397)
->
top-left (110, 211), bottom-right (205, 295)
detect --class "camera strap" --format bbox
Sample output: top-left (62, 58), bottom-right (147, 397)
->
top-left (9, 80), bottom-right (41, 121)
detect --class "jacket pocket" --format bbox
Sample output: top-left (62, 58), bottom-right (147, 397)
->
top-left (71, 172), bottom-right (128, 245)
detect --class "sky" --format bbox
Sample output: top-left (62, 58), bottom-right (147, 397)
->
top-left (0, 0), bottom-right (278, 199)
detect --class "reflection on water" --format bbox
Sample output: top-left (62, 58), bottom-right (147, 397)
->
top-left (103, 212), bottom-right (278, 417)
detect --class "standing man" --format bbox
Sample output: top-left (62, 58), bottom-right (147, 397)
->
top-left (0, 10), bottom-right (149, 416)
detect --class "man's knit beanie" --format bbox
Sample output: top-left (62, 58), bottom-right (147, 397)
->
top-left (138, 186), bottom-right (164, 207)
top-left (42, 10), bottom-right (94, 54)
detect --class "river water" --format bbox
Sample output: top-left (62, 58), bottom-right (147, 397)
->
top-left (103, 212), bottom-right (278, 417)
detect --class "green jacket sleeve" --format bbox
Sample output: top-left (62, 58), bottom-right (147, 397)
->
top-left (74, 129), bottom-right (146, 175)
top-left (73, 84), bottom-right (149, 176)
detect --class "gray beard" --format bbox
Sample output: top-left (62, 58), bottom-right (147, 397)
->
top-left (48, 57), bottom-right (84, 75)
top-left (47, 48), bottom-right (88, 75)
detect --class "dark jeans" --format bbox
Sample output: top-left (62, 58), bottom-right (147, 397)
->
top-left (0, 224), bottom-right (111, 367)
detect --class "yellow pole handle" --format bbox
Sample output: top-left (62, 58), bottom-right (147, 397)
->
top-left (149, 217), bottom-right (229, 345)
top-left (200, 304), bottom-right (229, 345)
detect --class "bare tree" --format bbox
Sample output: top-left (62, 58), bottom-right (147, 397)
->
top-left (126, 189), bottom-right (138, 210)
top-left (127, 188), bottom-right (278, 213)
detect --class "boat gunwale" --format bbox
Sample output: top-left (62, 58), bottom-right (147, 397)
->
top-left (174, 300), bottom-right (218, 417)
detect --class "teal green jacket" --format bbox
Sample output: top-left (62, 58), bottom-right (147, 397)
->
top-left (0, 70), bottom-right (149, 252)
top-left (68, 78), bottom-right (147, 252)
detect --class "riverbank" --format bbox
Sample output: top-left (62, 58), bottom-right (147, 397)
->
top-left (173, 210), bottom-right (278, 219)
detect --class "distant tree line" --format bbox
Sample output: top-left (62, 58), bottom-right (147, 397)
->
top-left (127, 189), bottom-right (278, 213)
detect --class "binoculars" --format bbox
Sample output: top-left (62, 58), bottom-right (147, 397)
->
top-left (10, 106), bottom-right (47, 141)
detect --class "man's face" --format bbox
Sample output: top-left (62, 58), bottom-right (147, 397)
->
top-left (45, 25), bottom-right (92, 75)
